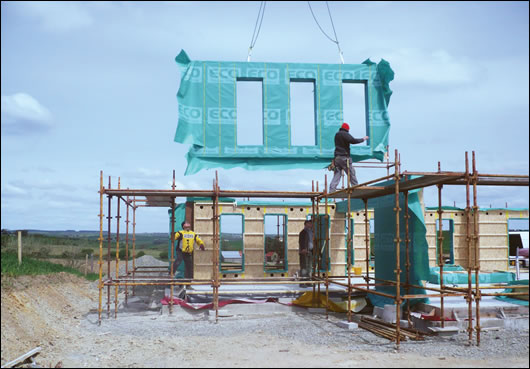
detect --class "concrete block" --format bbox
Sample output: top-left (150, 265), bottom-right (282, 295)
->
top-left (373, 306), bottom-right (384, 319)
top-left (337, 321), bottom-right (358, 330)
top-left (428, 326), bottom-right (460, 336)
top-left (479, 318), bottom-right (505, 330)
top-left (382, 304), bottom-right (396, 323)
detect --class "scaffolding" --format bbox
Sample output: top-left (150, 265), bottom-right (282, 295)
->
top-left (97, 150), bottom-right (529, 347)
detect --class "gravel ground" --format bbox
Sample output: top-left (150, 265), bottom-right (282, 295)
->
top-left (117, 255), bottom-right (168, 276)
top-left (86, 307), bottom-right (529, 360)
top-left (2, 272), bottom-right (529, 368)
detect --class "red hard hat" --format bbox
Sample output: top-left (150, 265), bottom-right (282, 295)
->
top-left (341, 122), bottom-right (350, 131)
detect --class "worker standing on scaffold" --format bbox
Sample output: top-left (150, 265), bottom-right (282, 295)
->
top-left (329, 123), bottom-right (369, 193)
top-left (173, 221), bottom-right (205, 288)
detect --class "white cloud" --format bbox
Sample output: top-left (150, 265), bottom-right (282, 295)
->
top-left (2, 183), bottom-right (28, 197)
top-left (1, 93), bottom-right (52, 135)
top-left (16, 2), bottom-right (93, 32)
top-left (2, 93), bottom-right (51, 122)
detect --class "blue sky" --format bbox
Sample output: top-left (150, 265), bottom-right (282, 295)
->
top-left (1, 1), bottom-right (528, 232)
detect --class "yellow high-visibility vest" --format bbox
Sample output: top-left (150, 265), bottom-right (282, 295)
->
top-left (175, 230), bottom-right (204, 253)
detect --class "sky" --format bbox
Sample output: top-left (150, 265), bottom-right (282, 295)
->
top-left (1, 1), bottom-right (529, 232)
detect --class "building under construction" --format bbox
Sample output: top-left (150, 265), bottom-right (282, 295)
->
top-left (95, 50), bottom-right (529, 347)
top-left (97, 149), bottom-right (529, 347)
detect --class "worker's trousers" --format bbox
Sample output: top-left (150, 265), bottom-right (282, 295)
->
top-left (173, 248), bottom-right (194, 279)
top-left (299, 252), bottom-right (313, 279)
top-left (329, 156), bottom-right (357, 193)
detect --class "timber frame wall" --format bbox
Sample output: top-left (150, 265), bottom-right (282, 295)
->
top-left (97, 150), bottom-right (529, 347)
top-left (191, 203), bottom-right (529, 279)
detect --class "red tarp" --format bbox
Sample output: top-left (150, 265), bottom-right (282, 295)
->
top-left (160, 296), bottom-right (281, 310)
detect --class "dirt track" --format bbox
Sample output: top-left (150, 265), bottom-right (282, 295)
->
top-left (1, 273), bottom-right (529, 368)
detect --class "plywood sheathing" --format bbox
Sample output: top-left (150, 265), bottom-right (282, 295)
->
top-left (192, 202), bottom-right (379, 279)
top-left (425, 208), bottom-right (529, 271)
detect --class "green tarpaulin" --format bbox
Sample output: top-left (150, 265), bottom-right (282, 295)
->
top-left (174, 50), bottom-right (394, 174)
top-left (336, 180), bottom-right (430, 307)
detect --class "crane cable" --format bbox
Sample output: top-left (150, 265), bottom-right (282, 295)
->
top-left (308, 1), bottom-right (344, 63)
top-left (247, 1), bottom-right (267, 62)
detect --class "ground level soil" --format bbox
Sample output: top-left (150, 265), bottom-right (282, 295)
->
top-left (1, 273), bottom-right (529, 368)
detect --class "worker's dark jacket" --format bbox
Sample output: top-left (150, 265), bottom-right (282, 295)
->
top-left (334, 128), bottom-right (364, 157)
top-left (299, 228), bottom-right (311, 254)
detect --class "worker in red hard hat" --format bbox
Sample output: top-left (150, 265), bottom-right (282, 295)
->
top-left (329, 123), bottom-right (369, 193)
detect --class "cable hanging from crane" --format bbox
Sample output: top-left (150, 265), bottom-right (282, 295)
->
top-left (308, 1), bottom-right (344, 64)
top-left (247, 1), bottom-right (267, 62)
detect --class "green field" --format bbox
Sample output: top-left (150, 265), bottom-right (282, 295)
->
top-left (1, 251), bottom-right (99, 281)
top-left (1, 231), bottom-right (169, 261)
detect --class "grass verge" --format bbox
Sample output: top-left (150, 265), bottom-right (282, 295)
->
top-left (1, 251), bottom-right (99, 281)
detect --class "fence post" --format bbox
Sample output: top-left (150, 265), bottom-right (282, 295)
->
top-left (18, 231), bottom-right (22, 265)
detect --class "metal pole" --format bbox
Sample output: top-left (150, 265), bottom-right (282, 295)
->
top-left (404, 190), bottom-right (411, 328)
top-left (472, 151), bottom-right (481, 346)
top-left (115, 178), bottom-right (121, 319)
top-left (107, 176), bottom-right (112, 318)
top-left (364, 198), bottom-right (370, 292)
top-left (132, 201), bottom-right (136, 296)
top-left (316, 181), bottom-right (321, 299)
top-left (125, 194), bottom-right (130, 305)
top-left (311, 181), bottom-right (317, 306)
top-left (214, 172), bottom-right (221, 322)
top-left (17, 231), bottom-right (22, 265)
top-left (98, 171), bottom-right (104, 325)
top-left (170, 197), bottom-right (176, 314)
top-left (465, 152), bottom-right (474, 344)
top-left (394, 150), bottom-right (402, 347)
top-left (437, 162), bottom-right (445, 328)
top-left (347, 174), bottom-right (352, 322)
top-left (324, 174), bottom-right (329, 320)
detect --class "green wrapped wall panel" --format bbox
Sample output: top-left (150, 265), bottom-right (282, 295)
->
top-left (174, 50), bottom-right (393, 174)
top-left (336, 181), bottom-right (429, 307)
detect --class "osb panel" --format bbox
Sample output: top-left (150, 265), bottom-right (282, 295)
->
top-left (478, 236), bottom-right (508, 247)
top-left (331, 219), bottom-right (346, 233)
top-left (479, 248), bottom-right (508, 260)
top-left (246, 221), bottom-right (264, 234)
top-left (331, 249), bottom-right (346, 265)
top-left (286, 235), bottom-right (300, 251)
top-left (479, 211), bottom-right (507, 221)
top-left (194, 250), bottom-right (213, 265)
top-left (244, 265), bottom-right (264, 277)
top-left (287, 250), bottom-right (300, 267)
top-left (330, 235), bottom-right (345, 249)
top-left (480, 260), bottom-right (509, 272)
top-left (195, 204), bottom-right (214, 218)
top-left (331, 264), bottom-right (345, 276)
top-left (245, 249), bottom-right (265, 265)
top-left (479, 223), bottom-right (507, 235)
top-left (194, 267), bottom-right (212, 280)
top-left (507, 209), bottom-right (529, 218)
top-left (244, 236), bottom-right (264, 249)
top-left (194, 220), bottom-right (212, 235)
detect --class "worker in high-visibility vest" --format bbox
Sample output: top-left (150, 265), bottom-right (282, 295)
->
top-left (173, 221), bottom-right (205, 284)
